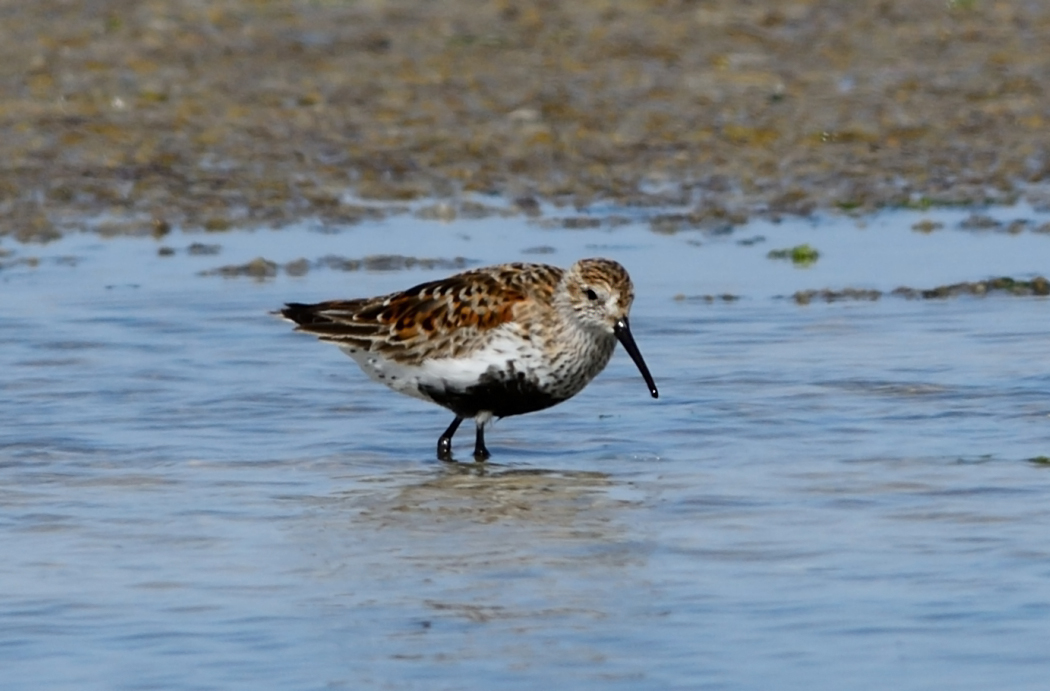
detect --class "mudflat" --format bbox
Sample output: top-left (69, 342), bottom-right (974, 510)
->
top-left (3, 1), bottom-right (1048, 241)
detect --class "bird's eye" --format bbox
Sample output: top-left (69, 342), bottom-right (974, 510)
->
top-left (585, 288), bottom-right (599, 301)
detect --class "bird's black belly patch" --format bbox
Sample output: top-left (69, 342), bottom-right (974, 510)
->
top-left (420, 370), bottom-right (565, 418)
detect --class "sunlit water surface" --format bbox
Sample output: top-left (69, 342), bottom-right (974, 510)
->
top-left (2, 205), bottom-right (1050, 690)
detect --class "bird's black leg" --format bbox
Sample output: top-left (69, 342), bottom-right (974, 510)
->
top-left (437, 416), bottom-right (463, 461)
top-left (473, 421), bottom-right (491, 462)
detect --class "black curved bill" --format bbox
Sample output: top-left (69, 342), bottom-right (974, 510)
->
top-left (613, 317), bottom-right (659, 399)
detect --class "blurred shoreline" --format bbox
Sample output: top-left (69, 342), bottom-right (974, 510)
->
top-left (2, 0), bottom-right (1049, 241)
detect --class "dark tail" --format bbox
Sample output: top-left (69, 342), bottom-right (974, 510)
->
top-left (278, 302), bottom-right (331, 327)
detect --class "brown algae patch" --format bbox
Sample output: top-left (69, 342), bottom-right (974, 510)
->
top-left (793, 288), bottom-right (881, 305)
top-left (201, 257), bottom-right (279, 280)
top-left (3, 2), bottom-right (1050, 240)
top-left (892, 276), bottom-right (1050, 299)
top-left (789, 276), bottom-right (1050, 304)
top-left (956, 215), bottom-right (1032, 233)
top-left (911, 220), bottom-right (944, 233)
top-left (200, 254), bottom-right (470, 279)
top-left (674, 293), bottom-right (742, 304)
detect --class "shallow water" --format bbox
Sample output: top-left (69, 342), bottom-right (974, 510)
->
top-left (2, 205), bottom-right (1050, 690)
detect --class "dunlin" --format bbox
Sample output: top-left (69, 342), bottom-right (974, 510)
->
top-left (279, 258), bottom-right (658, 461)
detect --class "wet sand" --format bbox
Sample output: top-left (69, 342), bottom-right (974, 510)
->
top-left (3, 0), bottom-right (1050, 240)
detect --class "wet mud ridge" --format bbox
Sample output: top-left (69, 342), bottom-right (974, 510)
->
top-left (793, 276), bottom-right (1050, 304)
top-left (673, 276), bottom-right (1050, 305)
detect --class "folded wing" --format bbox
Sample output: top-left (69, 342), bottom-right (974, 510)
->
top-left (279, 269), bottom-right (538, 363)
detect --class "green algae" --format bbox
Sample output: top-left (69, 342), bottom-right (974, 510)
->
top-left (768, 244), bottom-right (820, 267)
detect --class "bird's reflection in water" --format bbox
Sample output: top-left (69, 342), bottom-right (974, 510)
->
top-left (346, 461), bottom-right (626, 534)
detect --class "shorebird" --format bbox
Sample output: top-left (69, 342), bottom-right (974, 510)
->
top-left (279, 258), bottom-right (658, 461)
